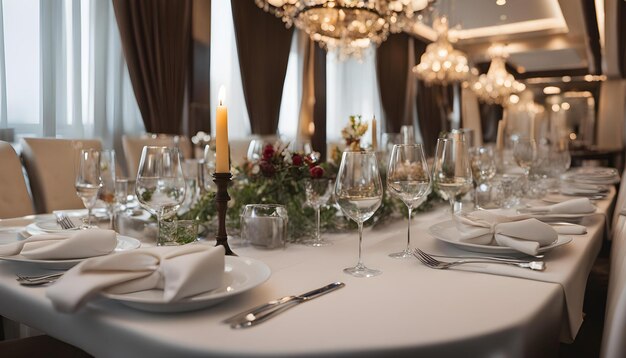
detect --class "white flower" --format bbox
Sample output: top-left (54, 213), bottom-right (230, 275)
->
top-left (251, 164), bottom-right (260, 174)
top-left (283, 154), bottom-right (292, 165)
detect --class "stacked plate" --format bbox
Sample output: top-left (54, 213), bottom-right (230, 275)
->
top-left (560, 167), bottom-right (618, 198)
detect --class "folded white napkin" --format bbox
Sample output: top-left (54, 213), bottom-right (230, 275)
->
top-left (552, 224), bottom-right (587, 235)
top-left (455, 211), bottom-right (558, 255)
top-left (0, 229), bottom-right (117, 260)
top-left (47, 245), bottom-right (225, 312)
top-left (522, 198), bottom-right (596, 215)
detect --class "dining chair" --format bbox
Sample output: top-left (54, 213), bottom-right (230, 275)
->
top-left (20, 138), bottom-right (103, 214)
top-left (0, 141), bottom-right (33, 219)
top-left (122, 134), bottom-right (192, 178)
top-left (611, 169), bottom-right (626, 237)
top-left (601, 216), bottom-right (626, 358)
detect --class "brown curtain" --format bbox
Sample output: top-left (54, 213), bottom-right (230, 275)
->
top-left (413, 39), bottom-right (453, 156)
top-left (188, 0), bottom-right (212, 136)
top-left (376, 33), bottom-right (411, 133)
top-left (112, 0), bottom-right (191, 134)
top-left (311, 42), bottom-right (327, 162)
top-left (231, 0), bottom-right (293, 135)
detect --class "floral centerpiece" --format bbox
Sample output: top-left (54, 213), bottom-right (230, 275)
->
top-left (181, 115), bottom-right (438, 241)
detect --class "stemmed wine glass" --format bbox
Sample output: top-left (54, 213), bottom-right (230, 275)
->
top-left (335, 152), bottom-right (383, 278)
top-left (432, 137), bottom-right (473, 214)
top-left (304, 178), bottom-right (333, 247)
top-left (513, 138), bottom-right (538, 178)
top-left (98, 150), bottom-right (116, 229)
top-left (387, 144), bottom-right (431, 258)
top-left (75, 149), bottom-right (102, 227)
top-left (135, 146), bottom-right (187, 245)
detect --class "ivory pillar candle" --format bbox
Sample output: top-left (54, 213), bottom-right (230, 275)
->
top-left (215, 86), bottom-right (230, 173)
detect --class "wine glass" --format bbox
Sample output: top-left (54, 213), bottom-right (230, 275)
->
top-left (304, 178), bottom-right (333, 247)
top-left (386, 144), bottom-right (431, 259)
top-left (115, 178), bottom-right (129, 214)
top-left (513, 138), bottom-right (538, 177)
top-left (432, 137), bottom-right (473, 214)
top-left (135, 146), bottom-right (187, 245)
top-left (469, 146), bottom-right (496, 184)
top-left (75, 149), bottom-right (102, 227)
top-left (335, 152), bottom-right (383, 278)
top-left (98, 150), bottom-right (116, 229)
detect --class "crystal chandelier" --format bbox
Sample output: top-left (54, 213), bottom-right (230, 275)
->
top-left (256, 0), bottom-right (431, 59)
top-left (412, 16), bottom-right (469, 84)
top-left (472, 45), bottom-right (526, 105)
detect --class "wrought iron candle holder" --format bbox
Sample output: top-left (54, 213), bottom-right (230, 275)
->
top-left (213, 172), bottom-right (236, 256)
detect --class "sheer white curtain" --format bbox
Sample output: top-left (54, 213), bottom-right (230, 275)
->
top-left (209, 0), bottom-right (250, 139)
top-left (0, 0), bottom-right (143, 149)
top-left (326, 47), bottom-right (383, 146)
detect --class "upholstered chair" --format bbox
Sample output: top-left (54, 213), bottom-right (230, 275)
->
top-left (0, 141), bottom-right (34, 218)
top-left (20, 138), bottom-right (102, 214)
top-left (122, 134), bottom-right (192, 178)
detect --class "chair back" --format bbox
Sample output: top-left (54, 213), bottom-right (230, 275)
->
top-left (0, 141), bottom-right (33, 218)
top-left (21, 138), bottom-right (102, 214)
top-left (122, 134), bottom-right (192, 178)
top-left (602, 207), bottom-right (626, 357)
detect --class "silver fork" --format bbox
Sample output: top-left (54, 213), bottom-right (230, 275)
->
top-left (55, 214), bottom-right (77, 230)
top-left (16, 273), bottom-right (64, 286)
top-left (413, 249), bottom-right (546, 271)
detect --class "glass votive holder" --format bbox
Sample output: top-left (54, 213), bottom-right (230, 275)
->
top-left (492, 174), bottom-right (524, 208)
top-left (241, 204), bottom-right (288, 249)
top-left (158, 220), bottom-right (199, 246)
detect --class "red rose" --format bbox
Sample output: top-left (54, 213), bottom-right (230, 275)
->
top-left (292, 154), bottom-right (303, 166)
top-left (260, 161), bottom-right (276, 177)
top-left (309, 166), bottom-right (324, 178)
top-left (262, 144), bottom-right (275, 160)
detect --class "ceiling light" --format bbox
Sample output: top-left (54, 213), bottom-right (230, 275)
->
top-left (562, 76), bottom-right (571, 82)
top-left (496, 0), bottom-right (506, 5)
top-left (257, 0), bottom-right (432, 59)
top-left (551, 104), bottom-right (560, 112)
top-left (509, 94), bottom-right (519, 104)
top-left (561, 102), bottom-right (571, 110)
top-left (543, 86), bottom-right (561, 95)
top-left (471, 44), bottom-right (525, 105)
top-left (584, 75), bottom-right (594, 82)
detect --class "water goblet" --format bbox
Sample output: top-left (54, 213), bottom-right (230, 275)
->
top-left (335, 151), bottom-right (383, 278)
top-left (513, 138), bottom-right (538, 177)
top-left (135, 146), bottom-right (187, 245)
top-left (304, 178), bottom-right (333, 247)
top-left (386, 144), bottom-right (431, 259)
top-left (432, 137), bottom-right (473, 214)
top-left (75, 149), bottom-right (102, 227)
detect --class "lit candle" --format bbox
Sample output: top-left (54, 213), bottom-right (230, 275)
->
top-left (371, 116), bottom-right (377, 151)
top-left (215, 86), bottom-right (229, 173)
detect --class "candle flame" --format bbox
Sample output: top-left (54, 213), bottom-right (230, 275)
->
top-left (218, 86), bottom-right (226, 106)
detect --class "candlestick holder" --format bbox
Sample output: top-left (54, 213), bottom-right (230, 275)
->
top-left (213, 172), bottom-right (236, 256)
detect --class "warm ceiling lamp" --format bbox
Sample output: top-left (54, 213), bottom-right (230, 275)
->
top-left (412, 16), bottom-right (470, 84)
top-left (472, 44), bottom-right (525, 105)
top-left (256, 0), bottom-right (431, 59)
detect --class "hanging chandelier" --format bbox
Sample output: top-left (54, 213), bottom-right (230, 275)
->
top-left (472, 45), bottom-right (526, 105)
top-left (412, 16), bottom-right (469, 84)
top-left (256, 0), bottom-right (431, 59)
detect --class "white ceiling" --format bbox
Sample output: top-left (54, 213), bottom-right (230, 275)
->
top-left (411, 0), bottom-right (593, 75)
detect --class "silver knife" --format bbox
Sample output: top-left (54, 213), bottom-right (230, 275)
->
top-left (228, 282), bottom-right (345, 329)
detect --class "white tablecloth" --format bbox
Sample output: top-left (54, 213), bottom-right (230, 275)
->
top-left (0, 190), bottom-right (613, 358)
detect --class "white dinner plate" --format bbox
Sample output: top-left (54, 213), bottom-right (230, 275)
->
top-left (0, 235), bottom-right (141, 270)
top-left (428, 220), bottom-right (573, 255)
top-left (29, 219), bottom-right (83, 234)
top-left (101, 256), bottom-right (271, 313)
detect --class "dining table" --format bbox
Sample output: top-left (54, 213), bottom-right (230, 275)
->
top-left (0, 188), bottom-right (615, 358)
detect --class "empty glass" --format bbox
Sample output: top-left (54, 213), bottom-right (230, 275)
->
top-left (387, 144), bottom-right (431, 259)
top-left (304, 178), bottom-right (333, 247)
top-left (432, 137), bottom-right (473, 214)
top-left (469, 146), bottom-right (496, 184)
top-left (335, 151), bottom-right (383, 278)
top-left (513, 138), bottom-right (538, 177)
top-left (400, 125), bottom-right (415, 144)
top-left (241, 204), bottom-right (288, 249)
top-left (75, 149), bottom-right (102, 227)
top-left (115, 178), bottom-right (129, 213)
top-left (135, 146), bottom-right (187, 245)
